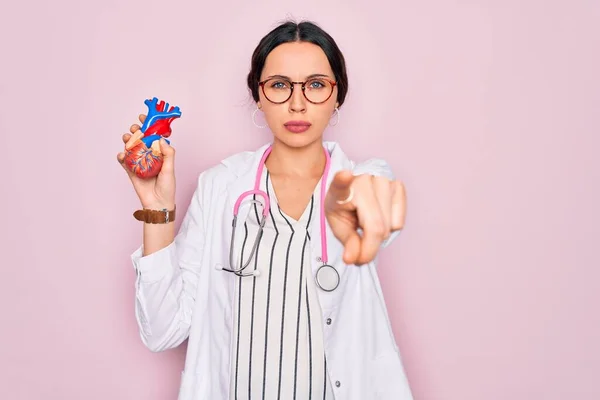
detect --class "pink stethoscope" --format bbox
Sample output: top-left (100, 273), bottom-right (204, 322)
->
top-left (219, 144), bottom-right (340, 292)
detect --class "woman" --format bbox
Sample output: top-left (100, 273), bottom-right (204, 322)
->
top-left (117, 20), bottom-right (413, 400)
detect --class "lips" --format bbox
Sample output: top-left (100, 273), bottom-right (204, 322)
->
top-left (284, 120), bottom-right (311, 133)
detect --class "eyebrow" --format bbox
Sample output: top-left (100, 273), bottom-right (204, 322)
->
top-left (264, 73), bottom-right (332, 80)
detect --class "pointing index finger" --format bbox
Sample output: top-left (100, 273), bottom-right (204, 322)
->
top-left (353, 176), bottom-right (386, 264)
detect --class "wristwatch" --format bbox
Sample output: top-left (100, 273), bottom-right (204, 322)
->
top-left (133, 205), bottom-right (176, 224)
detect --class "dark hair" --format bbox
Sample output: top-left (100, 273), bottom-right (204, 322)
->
top-left (247, 20), bottom-right (349, 108)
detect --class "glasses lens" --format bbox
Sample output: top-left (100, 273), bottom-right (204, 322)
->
top-left (262, 79), bottom-right (292, 103)
top-left (304, 78), bottom-right (334, 103)
top-left (262, 78), bottom-right (335, 104)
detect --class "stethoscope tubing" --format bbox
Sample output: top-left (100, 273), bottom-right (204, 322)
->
top-left (224, 144), bottom-right (339, 291)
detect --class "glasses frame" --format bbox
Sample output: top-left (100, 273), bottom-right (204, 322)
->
top-left (258, 77), bottom-right (337, 105)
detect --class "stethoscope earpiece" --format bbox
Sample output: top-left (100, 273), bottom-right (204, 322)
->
top-left (215, 263), bottom-right (261, 277)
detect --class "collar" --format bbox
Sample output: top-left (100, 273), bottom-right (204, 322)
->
top-left (220, 140), bottom-right (352, 182)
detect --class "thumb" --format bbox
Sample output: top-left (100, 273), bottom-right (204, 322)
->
top-left (327, 170), bottom-right (354, 210)
top-left (159, 138), bottom-right (175, 172)
top-left (159, 138), bottom-right (175, 158)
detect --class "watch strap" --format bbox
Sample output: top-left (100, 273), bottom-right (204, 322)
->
top-left (133, 205), bottom-right (176, 224)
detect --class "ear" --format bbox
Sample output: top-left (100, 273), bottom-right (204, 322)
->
top-left (335, 101), bottom-right (339, 109)
top-left (257, 101), bottom-right (262, 109)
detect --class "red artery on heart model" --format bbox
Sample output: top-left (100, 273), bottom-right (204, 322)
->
top-left (124, 97), bottom-right (182, 179)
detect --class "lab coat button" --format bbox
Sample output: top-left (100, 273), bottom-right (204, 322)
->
top-left (335, 381), bottom-right (341, 387)
top-left (326, 318), bottom-right (332, 325)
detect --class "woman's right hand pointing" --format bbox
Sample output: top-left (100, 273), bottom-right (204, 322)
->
top-left (325, 170), bottom-right (406, 265)
top-left (117, 114), bottom-right (176, 210)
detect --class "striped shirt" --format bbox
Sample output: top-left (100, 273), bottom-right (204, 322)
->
top-left (229, 168), bottom-right (334, 399)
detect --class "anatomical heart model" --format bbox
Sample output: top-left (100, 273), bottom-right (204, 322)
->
top-left (124, 97), bottom-right (182, 179)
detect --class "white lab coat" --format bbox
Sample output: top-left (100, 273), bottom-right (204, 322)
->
top-left (131, 141), bottom-right (414, 400)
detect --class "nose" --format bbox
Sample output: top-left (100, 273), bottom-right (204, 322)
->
top-left (289, 83), bottom-right (307, 113)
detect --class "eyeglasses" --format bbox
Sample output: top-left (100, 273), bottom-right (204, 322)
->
top-left (258, 76), bottom-right (337, 104)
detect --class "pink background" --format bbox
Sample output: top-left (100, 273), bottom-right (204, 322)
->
top-left (2, 0), bottom-right (599, 399)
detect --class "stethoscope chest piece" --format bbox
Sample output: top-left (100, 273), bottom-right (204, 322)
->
top-left (315, 264), bottom-right (340, 292)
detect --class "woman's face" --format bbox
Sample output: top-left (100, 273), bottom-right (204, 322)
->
top-left (257, 41), bottom-right (339, 148)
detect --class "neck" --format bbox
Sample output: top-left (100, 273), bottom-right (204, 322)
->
top-left (265, 138), bottom-right (326, 178)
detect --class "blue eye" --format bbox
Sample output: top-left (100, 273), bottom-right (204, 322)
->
top-left (308, 80), bottom-right (326, 89)
top-left (270, 81), bottom-right (289, 89)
